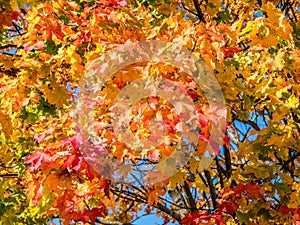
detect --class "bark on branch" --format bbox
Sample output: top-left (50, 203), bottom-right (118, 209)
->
top-left (0, 173), bottom-right (18, 177)
top-left (192, 0), bottom-right (205, 23)
top-left (0, 44), bottom-right (19, 50)
top-left (204, 170), bottom-right (218, 209)
top-left (96, 218), bottom-right (133, 225)
top-left (168, 187), bottom-right (189, 219)
top-left (183, 181), bottom-right (197, 211)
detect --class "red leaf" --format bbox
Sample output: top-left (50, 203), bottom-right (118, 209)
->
top-left (25, 152), bottom-right (53, 171)
top-left (243, 183), bottom-right (261, 198)
top-left (71, 137), bottom-right (79, 149)
top-left (224, 135), bottom-right (230, 148)
top-left (279, 205), bottom-right (293, 215)
top-left (218, 201), bottom-right (239, 214)
top-left (98, 179), bottom-right (111, 198)
top-left (233, 183), bottom-right (261, 198)
top-left (181, 212), bottom-right (201, 225)
top-left (181, 212), bottom-right (224, 225)
top-left (83, 207), bottom-right (106, 224)
top-left (149, 149), bottom-right (160, 161)
top-left (85, 165), bottom-right (95, 180)
top-left (197, 112), bottom-right (209, 127)
top-left (11, 11), bottom-right (20, 21)
top-left (62, 154), bottom-right (82, 171)
top-left (224, 47), bottom-right (241, 58)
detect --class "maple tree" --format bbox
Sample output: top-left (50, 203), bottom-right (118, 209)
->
top-left (0, 0), bottom-right (300, 224)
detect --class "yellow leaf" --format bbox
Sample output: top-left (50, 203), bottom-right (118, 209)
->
top-left (193, 174), bottom-right (209, 193)
top-left (188, 157), bottom-right (199, 174)
top-left (249, 33), bottom-right (279, 48)
top-left (0, 55), bottom-right (14, 70)
top-left (0, 112), bottom-right (12, 139)
top-left (286, 95), bottom-right (299, 109)
top-left (41, 81), bottom-right (69, 108)
top-left (168, 170), bottom-right (186, 188)
top-left (272, 106), bottom-right (289, 122)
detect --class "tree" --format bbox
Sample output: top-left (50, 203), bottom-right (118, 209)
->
top-left (0, 0), bottom-right (300, 224)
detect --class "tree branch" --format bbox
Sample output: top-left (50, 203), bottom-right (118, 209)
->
top-left (12, 22), bottom-right (23, 36)
top-left (224, 145), bottom-right (232, 178)
top-left (232, 109), bottom-right (261, 131)
top-left (111, 187), bottom-right (183, 222)
top-left (0, 44), bottom-right (19, 50)
top-left (155, 202), bottom-right (182, 221)
top-left (168, 187), bottom-right (189, 219)
top-left (215, 157), bottom-right (224, 188)
top-left (183, 181), bottom-right (197, 211)
top-left (192, 0), bottom-right (205, 23)
top-left (0, 173), bottom-right (18, 177)
top-left (95, 218), bottom-right (133, 225)
top-left (203, 170), bottom-right (218, 209)
top-left (181, 1), bottom-right (197, 16)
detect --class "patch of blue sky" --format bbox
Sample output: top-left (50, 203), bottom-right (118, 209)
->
top-left (67, 84), bottom-right (81, 94)
top-left (253, 11), bottom-right (263, 18)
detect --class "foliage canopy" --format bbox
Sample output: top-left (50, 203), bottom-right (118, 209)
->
top-left (0, 0), bottom-right (300, 224)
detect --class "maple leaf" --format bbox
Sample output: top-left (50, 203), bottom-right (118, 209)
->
top-left (181, 212), bottom-right (201, 225)
top-left (24, 41), bottom-right (44, 53)
top-left (61, 211), bottom-right (82, 225)
top-left (34, 126), bottom-right (55, 143)
top-left (24, 151), bottom-right (54, 172)
top-left (223, 46), bottom-right (241, 58)
top-left (82, 207), bottom-right (107, 224)
top-left (0, 9), bottom-right (19, 27)
top-left (235, 183), bottom-right (261, 199)
top-left (218, 201), bottom-right (239, 214)
top-left (41, 81), bottom-right (69, 108)
top-left (0, 112), bottom-right (12, 139)
top-left (147, 185), bottom-right (165, 206)
top-left (197, 140), bottom-right (208, 155)
top-left (85, 164), bottom-right (95, 180)
top-left (65, 1), bottom-right (80, 11)
top-left (98, 179), bottom-right (111, 198)
top-left (148, 148), bottom-right (160, 161)
top-left (279, 205), bottom-right (293, 215)
top-left (62, 154), bottom-right (82, 171)
top-left (169, 170), bottom-right (186, 188)
top-left (181, 212), bottom-right (224, 225)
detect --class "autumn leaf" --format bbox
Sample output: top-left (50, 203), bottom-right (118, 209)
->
top-left (25, 151), bottom-right (54, 172)
top-left (169, 170), bottom-right (186, 188)
top-left (41, 80), bottom-right (69, 108)
top-left (147, 185), bottom-right (165, 206)
top-left (0, 112), bottom-right (12, 139)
